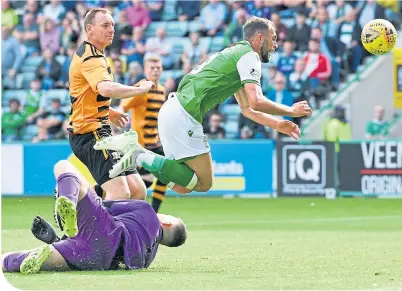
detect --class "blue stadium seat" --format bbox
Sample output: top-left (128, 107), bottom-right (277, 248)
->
top-left (209, 37), bottom-right (224, 53)
top-left (160, 70), bottom-right (174, 84)
top-left (282, 18), bottom-right (295, 28)
top-left (221, 104), bottom-right (241, 116)
top-left (199, 37), bottom-right (211, 51)
top-left (55, 55), bottom-right (67, 66)
top-left (188, 21), bottom-right (202, 33)
top-left (268, 52), bottom-right (280, 66)
top-left (2, 90), bottom-right (26, 106)
top-left (21, 56), bottom-right (43, 73)
top-left (224, 120), bottom-right (239, 139)
top-left (22, 72), bottom-right (36, 89)
top-left (171, 70), bottom-right (183, 79)
top-left (23, 125), bottom-right (39, 141)
top-left (167, 21), bottom-right (188, 37)
top-left (45, 89), bottom-right (69, 105)
top-left (162, 0), bottom-right (178, 21)
top-left (144, 21), bottom-right (167, 38)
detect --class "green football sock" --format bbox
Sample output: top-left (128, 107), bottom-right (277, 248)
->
top-left (136, 153), bottom-right (198, 190)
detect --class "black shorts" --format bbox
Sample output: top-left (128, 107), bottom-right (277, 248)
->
top-left (69, 127), bottom-right (137, 186)
top-left (138, 146), bottom-right (164, 176)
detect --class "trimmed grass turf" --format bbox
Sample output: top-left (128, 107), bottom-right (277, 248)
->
top-left (2, 197), bottom-right (402, 290)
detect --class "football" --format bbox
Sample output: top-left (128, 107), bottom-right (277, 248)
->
top-left (361, 19), bottom-right (397, 55)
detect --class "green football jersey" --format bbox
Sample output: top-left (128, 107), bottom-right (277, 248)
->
top-left (177, 41), bottom-right (262, 123)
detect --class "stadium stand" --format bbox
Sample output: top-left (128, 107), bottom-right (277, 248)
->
top-left (2, 0), bottom-right (401, 142)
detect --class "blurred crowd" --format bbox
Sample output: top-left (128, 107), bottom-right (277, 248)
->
top-left (2, 0), bottom-right (401, 142)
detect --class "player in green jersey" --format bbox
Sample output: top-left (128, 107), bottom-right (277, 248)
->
top-left (94, 16), bottom-right (312, 194)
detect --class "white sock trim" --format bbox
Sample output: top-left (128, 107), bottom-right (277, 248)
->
top-left (185, 173), bottom-right (198, 191)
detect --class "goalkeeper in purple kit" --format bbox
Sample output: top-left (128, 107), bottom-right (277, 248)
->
top-left (1, 160), bottom-right (186, 274)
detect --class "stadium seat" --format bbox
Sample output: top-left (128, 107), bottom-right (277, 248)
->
top-left (22, 72), bottom-right (36, 89)
top-left (162, 0), bottom-right (177, 21)
top-left (23, 125), bottom-right (39, 141)
top-left (167, 21), bottom-right (188, 37)
top-left (221, 104), bottom-right (241, 116)
top-left (268, 52), bottom-right (280, 66)
top-left (209, 37), bottom-right (224, 53)
top-left (224, 120), bottom-right (239, 139)
top-left (21, 56), bottom-right (43, 73)
top-left (45, 89), bottom-right (69, 105)
top-left (188, 21), bottom-right (202, 33)
top-left (171, 70), bottom-right (183, 79)
top-left (282, 18), bottom-right (295, 28)
top-left (55, 55), bottom-right (67, 66)
top-left (199, 37), bottom-right (211, 51)
top-left (2, 90), bottom-right (26, 106)
top-left (144, 21), bottom-right (167, 38)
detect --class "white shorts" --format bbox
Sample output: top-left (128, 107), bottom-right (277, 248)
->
top-left (158, 93), bottom-right (211, 161)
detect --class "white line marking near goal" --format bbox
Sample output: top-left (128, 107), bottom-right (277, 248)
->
top-left (187, 215), bottom-right (402, 226)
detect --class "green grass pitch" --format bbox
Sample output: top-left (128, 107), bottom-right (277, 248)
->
top-left (2, 196), bottom-right (402, 290)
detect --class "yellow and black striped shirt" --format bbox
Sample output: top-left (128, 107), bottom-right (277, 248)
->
top-left (121, 80), bottom-right (166, 148)
top-left (69, 41), bottom-right (113, 134)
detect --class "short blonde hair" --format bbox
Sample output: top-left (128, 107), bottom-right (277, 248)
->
top-left (84, 8), bottom-right (111, 33)
top-left (144, 54), bottom-right (162, 66)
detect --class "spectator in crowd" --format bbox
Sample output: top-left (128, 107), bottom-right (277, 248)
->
top-left (327, 0), bottom-right (354, 28)
top-left (39, 0), bottom-right (66, 24)
top-left (303, 39), bottom-right (332, 89)
top-left (60, 17), bottom-right (79, 55)
top-left (267, 74), bottom-right (294, 121)
top-left (145, 27), bottom-right (173, 69)
top-left (35, 49), bottom-right (62, 90)
top-left (33, 98), bottom-right (66, 143)
top-left (204, 112), bottom-right (226, 139)
top-left (1, 26), bottom-right (24, 89)
top-left (308, 0), bottom-right (330, 19)
top-left (227, 0), bottom-right (244, 24)
top-left (277, 40), bottom-right (297, 78)
top-left (121, 26), bottom-right (146, 64)
top-left (15, 13), bottom-right (40, 56)
top-left (311, 6), bottom-right (337, 38)
top-left (175, 61), bottom-right (192, 90)
top-left (107, 48), bottom-right (127, 73)
top-left (310, 27), bottom-right (345, 86)
top-left (245, 0), bottom-right (271, 19)
top-left (199, 0), bottom-right (228, 37)
top-left (337, 12), bottom-right (362, 73)
top-left (224, 8), bottom-right (248, 47)
top-left (262, 65), bottom-right (278, 94)
top-left (40, 18), bottom-right (61, 54)
top-left (355, 0), bottom-right (385, 32)
top-left (12, 31), bottom-right (29, 88)
top-left (176, 0), bottom-right (200, 21)
top-left (125, 0), bottom-right (151, 30)
top-left (287, 11), bottom-right (310, 52)
top-left (84, 0), bottom-right (105, 9)
top-left (287, 58), bottom-right (309, 103)
top-left (1, 0), bottom-right (19, 29)
top-left (181, 31), bottom-right (208, 67)
top-left (271, 13), bottom-right (288, 48)
top-left (324, 105), bottom-right (351, 152)
top-left (2, 99), bottom-right (26, 142)
top-left (56, 43), bottom-right (76, 89)
top-left (164, 77), bottom-right (177, 97)
top-left (238, 113), bottom-right (269, 139)
top-left (109, 9), bottom-right (132, 53)
top-left (24, 0), bottom-right (40, 19)
top-left (113, 59), bottom-right (126, 85)
top-left (23, 79), bottom-right (46, 125)
top-left (365, 105), bottom-right (389, 139)
top-left (146, 0), bottom-right (164, 21)
top-left (124, 61), bottom-right (144, 86)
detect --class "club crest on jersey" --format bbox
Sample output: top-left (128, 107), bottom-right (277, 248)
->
top-left (188, 130), bottom-right (193, 137)
top-left (250, 68), bottom-right (258, 77)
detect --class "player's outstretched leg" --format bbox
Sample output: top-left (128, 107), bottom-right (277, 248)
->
top-left (94, 131), bottom-right (198, 192)
top-left (54, 173), bottom-right (80, 237)
top-left (151, 179), bottom-right (167, 213)
top-left (19, 245), bottom-right (53, 274)
top-left (31, 216), bottom-right (60, 244)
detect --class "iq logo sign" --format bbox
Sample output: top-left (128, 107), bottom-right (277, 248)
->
top-left (277, 142), bottom-right (336, 197)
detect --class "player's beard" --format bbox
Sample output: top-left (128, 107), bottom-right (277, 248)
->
top-left (260, 40), bottom-right (271, 63)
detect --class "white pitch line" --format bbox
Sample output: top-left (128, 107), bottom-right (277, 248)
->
top-left (186, 215), bottom-right (402, 227)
